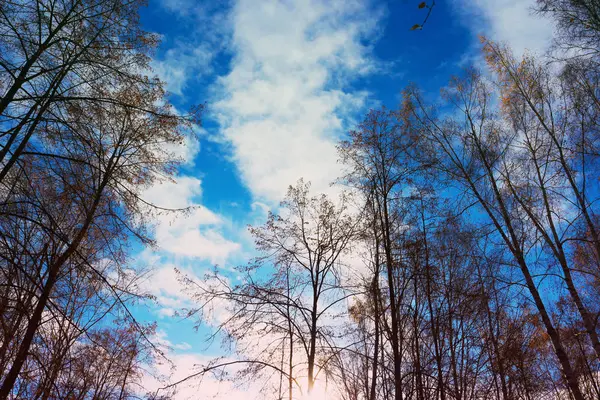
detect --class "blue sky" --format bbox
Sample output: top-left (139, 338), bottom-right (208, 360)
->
top-left (132, 0), bottom-right (555, 397)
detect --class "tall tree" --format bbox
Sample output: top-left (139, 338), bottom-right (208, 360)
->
top-left (403, 66), bottom-right (588, 400)
top-left (183, 181), bottom-right (356, 398)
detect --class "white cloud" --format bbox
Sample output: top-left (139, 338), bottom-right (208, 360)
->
top-left (250, 201), bottom-right (270, 216)
top-left (141, 262), bottom-right (193, 309)
top-left (158, 226), bottom-right (240, 262)
top-left (214, 0), bottom-right (381, 202)
top-left (152, 41), bottom-right (218, 96)
top-left (152, 2), bottom-right (231, 98)
top-left (144, 175), bottom-right (203, 209)
top-left (452, 0), bottom-right (554, 57)
top-left (174, 342), bottom-right (193, 351)
top-left (157, 307), bottom-right (177, 318)
top-left (142, 176), bottom-right (240, 263)
top-left (142, 351), bottom-right (263, 400)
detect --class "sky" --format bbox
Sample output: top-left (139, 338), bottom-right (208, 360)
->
top-left (132, 0), bottom-right (556, 398)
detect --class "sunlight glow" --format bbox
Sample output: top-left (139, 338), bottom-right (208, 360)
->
top-left (300, 380), bottom-right (329, 400)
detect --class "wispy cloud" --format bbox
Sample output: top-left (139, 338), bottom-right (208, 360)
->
top-left (142, 349), bottom-right (261, 400)
top-left (151, 2), bottom-right (231, 98)
top-left (142, 176), bottom-right (241, 263)
top-left (213, 0), bottom-right (382, 202)
top-left (152, 41), bottom-right (217, 96)
top-left (452, 0), bottom-right (554, 57)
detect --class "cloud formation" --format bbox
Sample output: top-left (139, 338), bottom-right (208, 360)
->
top-left (214, 0), bottom-right (382, 202)
top-left (142, 175), bottom-right (240, 263)
top-left (453, 0), bottom-right (554, 56)
top-left (142, 349), bottom-right (262, 400)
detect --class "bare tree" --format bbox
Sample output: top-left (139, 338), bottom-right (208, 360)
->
top-left (182, 181), bottom-right (356, 398)
top-left (0, 80), bottom-right (188, 398)
top-left (403, 66), bottom-right (587, 399)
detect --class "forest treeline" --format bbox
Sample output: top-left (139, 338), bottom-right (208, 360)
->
top-left (1, 0), bottom-right (600, 400)
top-left (183, 1), bottom-right (600, 400)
